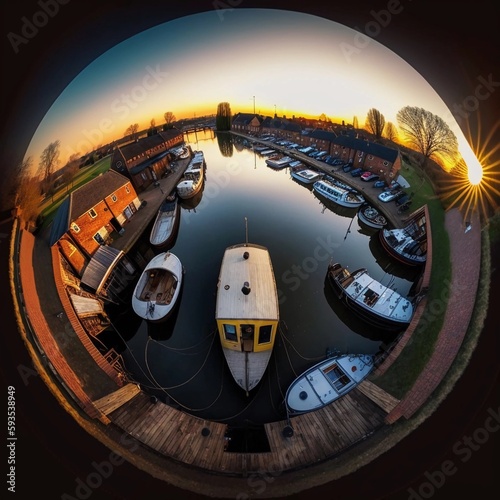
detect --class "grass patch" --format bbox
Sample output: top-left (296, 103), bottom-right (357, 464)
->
top-left (374, 157), bottom-right (452, 399)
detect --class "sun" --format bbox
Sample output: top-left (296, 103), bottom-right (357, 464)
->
top-left (440, 118), bottom-right (500, 221)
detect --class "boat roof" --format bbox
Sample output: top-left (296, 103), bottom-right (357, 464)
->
top-left (216, 243), bottom-right (279, 321)
top-left (344, 269), bottom-right (413, 321)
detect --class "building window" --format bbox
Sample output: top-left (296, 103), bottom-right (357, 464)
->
top-left (88, 209), bottom-right (97, 218)
top-left (383, 161), bottom-right (389, 166)
top-left (93, 232), bottom-right (105, 245)
top-left (111, 194), bottom-right (117, 202)
top-left (125, 185), bottom-right (130, 194)
top-left (70, 223), bottom-right (80, 233)
top-left (368, 155), bottom-right (374, 160)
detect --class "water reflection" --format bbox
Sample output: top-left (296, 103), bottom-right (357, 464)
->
top-left (104, 129), bottom-right (417, 425)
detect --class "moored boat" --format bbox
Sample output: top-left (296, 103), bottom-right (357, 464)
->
top-left (379, 227), bottom-right (427, 266)
top-left (215, 219), bottom-right (279, 393)
top-left (176, 150), bottom-right (205, 199)
top-left (285, 353), bottom-right (374, 414)
top-left (326, 262), bottom-right (413, 331)
top-left (291, 167), bottom-right (323, 184)
top-left (149, 192), bottom-right (180, 247)
top-left (265, 155), bottom-right (293, 169)
top-left (357, 204), bottom-right (387, 229)
top-left (313, 179), bottom-right (365, 208)
top-left (132, 252), bottom-right (183, 322)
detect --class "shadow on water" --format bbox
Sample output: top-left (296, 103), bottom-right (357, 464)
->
top-left (146, 284), bottom-right (184, 341)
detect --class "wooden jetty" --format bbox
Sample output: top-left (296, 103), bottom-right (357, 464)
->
top-left (107, 381), bottom-right (398, 475)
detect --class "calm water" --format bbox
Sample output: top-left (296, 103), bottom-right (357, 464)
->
top-left (106, 130), bottom-right (419, 426)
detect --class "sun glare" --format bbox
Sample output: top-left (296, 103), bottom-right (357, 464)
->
top-left (441, 118), bottom-right (500, 220)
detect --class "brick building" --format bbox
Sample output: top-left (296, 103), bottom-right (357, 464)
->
top-left (110, 129), bottom-right (184, 192)
top-left (49, 170), bottom-right (140, 275)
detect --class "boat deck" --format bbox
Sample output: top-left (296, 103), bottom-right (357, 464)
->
top-left (106, 380), bottom-right (396, 475)
top-left (138, 270), bottom-right (176, 305)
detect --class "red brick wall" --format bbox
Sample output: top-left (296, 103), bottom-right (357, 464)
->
top-left (104, 181), bottom-right (139, 219)
top-left (70, 199), bottom-right (113, 257)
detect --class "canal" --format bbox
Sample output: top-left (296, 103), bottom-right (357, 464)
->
top-left (105, 129), bottom-right (420, 426)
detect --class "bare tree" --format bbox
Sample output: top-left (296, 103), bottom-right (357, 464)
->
top-left (397, 106), bottom-right (458, 164)
top-left (216, 102), bottom-right (232, 131)
top-left (7, 157), bottom-right (42, 229)
top-left (365, 108), bottom-right (385, 140)
top-left (384, 122), bottom-right (398, 142)
top-left (150, 118), bottom-right (156, 128)
top-left (124, 123), bottom-right (140, 140)
top-left (352, 116), bottom-right (359, 129)
top-left (38, 140), bottom-right (60, 195)
top-left (163, 111), bottom-right (176, 127)
top-left (61, 153), bottom-right (81, 191)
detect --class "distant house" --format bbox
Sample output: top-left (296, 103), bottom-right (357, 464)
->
top-left (299, 129), bottom-right (338, 150)
top-left (49, 170), bottom-right (140, 276)
top-left (331, 135), bottom-right (402, 182)
top-left (110, 129), bottom-right (184, 192)
top-left (260, 117), bottom-right (302, 143)
top-left (231, 113), bottom-right (265, 135)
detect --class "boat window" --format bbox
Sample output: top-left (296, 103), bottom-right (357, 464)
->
top-left (322, 363), bottom-right (351, 391)
top-left (240, 324), bottom-right (254, 340)
top-left (223, 324), bottom-right (237, 342)
top-left (258, 325), bottom-right (272, 344)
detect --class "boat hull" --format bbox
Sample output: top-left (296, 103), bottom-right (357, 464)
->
top-left (291, 169), bottom-right (322, 184)
top-left (313, 180), bottom-right (365, 208)
top-left (286, 354), bottom-right (374, 414)
top-left (149, 197), bottom-right (180, 247)
top-left (379, 229), bottom-right (426, 266)
top-left (132, 252), bottom-right (183, 322)
top-left (357, 205), bottom-right (387, 229)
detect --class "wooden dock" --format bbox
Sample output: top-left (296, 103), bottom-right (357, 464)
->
top-left (108, 382), bottom-right (398, 475)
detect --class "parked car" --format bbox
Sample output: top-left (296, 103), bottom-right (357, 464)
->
top-left (395, 193), bottom-right (411, 206)
top-left (384, 180), bottom-right (401, 191)
top-left (350, 168), bottom-right (364, 177)
top-left (361, 172), bottom-right (379, 182)
top-left (343, 164), bottom-right (352, 173)
top-left (373, 180), bottom-right (387, 189)
top-left (378, 189), bottom-right (402, 202)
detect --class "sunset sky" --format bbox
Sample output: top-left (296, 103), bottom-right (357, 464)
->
top-left (25, 8), bottom-right (473, 168)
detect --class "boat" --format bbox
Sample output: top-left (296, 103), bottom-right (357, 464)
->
top-left (176, 150), bottom-right (205, 199)
top-left (215, 219), bottom-right (280, 393)
top-left (291, 167), bottom-right (323, 184)
top-left (265, 155), bottom-right (293, 169)
top-left (313, 179), bottom-right (365, 208)
top-left (285, 353), bottom-right (374, 414)
top-left (288, 160), bottom-right (304, 168)
top-left (259, 149), bottom-right (276, 156)
top-left (326, 262), bottom-right (414, 331)
top-left (149, 192), bottom-right (180, 247)
top-left (357, 204), bottom-right (388, 229)
top-left (132, 252), bottom-right (183, 322)
top-left (379, 208), bottom-right (427, 266)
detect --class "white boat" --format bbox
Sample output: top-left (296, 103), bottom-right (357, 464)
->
top-left (313, 179), bottom-right (365, 208)
top-left (215, 220), bottom-right (280, 393)
top-left (326, 262), bottom-right (413, 331)
top-left (291, 168), bottom-right (323, 184)
top-left (176, 150), bottom-right (205, 199)
top-left (357, 204), bottom-right (387, 229)
top-left (285, 353), bottom-right (374, 414)
top-left (288, 160), bottom-right (304, 168)
top-left (259, 149), bottom-right (276, 156)
top-left (265, 155), bottom-right (293, 169)
top-left (380, 226), bottom-right (427, 266)
top-left (149, 192), bottom-right (180, 247)
top-left (132, 252), bottom-right (183, 322)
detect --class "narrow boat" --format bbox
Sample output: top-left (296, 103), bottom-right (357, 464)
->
top-left (265, 155), bottom-right (293, 169)
top-left (313, 179), bottom-right (365, 208)
top-left (285, 353), bottom-right (374, 414)
top-left (288, 160), bottom-right (304, 168)
top-left (259, 149), bottom-right (276, 156)
top-left (215, 219), bottom-right (280, 393)
top-left (291, 167), bottom-right (323, 184)
top-left (149, 192), bottom-right (180, 247)
top-left (132, 252), bottom-right (183, 322)
top-left (379, 226), bottom-right (427, 266)
top-left (357, 203), bottom-right (387, 229)
top-left (326, 262), bottom-right (413, 331)
top-left (176, 150), bottom-right (205, 199)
